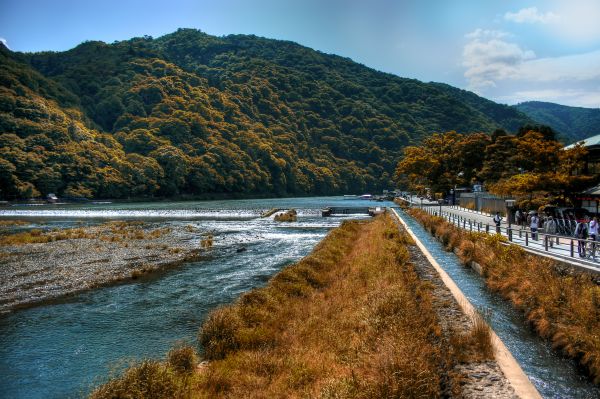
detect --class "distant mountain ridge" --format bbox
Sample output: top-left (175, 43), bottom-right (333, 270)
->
top-left (0, 28), bottom-right (533, 199)
top-left (514, 101), bottom-right (600, 144)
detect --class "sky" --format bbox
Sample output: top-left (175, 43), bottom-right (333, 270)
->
top-left (1, 0), bottom-right (599, 108)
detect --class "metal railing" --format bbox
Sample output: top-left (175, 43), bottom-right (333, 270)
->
top-left (419, 205), bottom-right (600, 266)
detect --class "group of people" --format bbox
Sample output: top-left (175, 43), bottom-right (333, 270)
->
top-left (494, 209), bottom-right (542, 239)
top-left (495, 209), bottom-right (600, 257)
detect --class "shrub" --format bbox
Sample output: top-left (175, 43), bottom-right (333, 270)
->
top-left (167, 345), bottom-right (197, 374)
top-left (89, 360), bottom-right (181, 399)
top-left (198, 307), bottom-right (242, 360)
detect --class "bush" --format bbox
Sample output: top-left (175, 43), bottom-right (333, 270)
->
top-left (198, 307), bottom-right (242, 360)
top-left (89, 360), bottom-right (181, 399)
top-left (167, 345), bottom-right (197, 374)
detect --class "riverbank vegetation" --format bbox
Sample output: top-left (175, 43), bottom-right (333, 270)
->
top-left (91, 214), bottom-right (496, 398)
top-left (408, 208), bottom-right (600, 384)
top-left (0, 221), bottom-right (170, 246)
top-left (395, 129), bottom-right (596, 209)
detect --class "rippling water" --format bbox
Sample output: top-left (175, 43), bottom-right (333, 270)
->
top-left (0, 197), bottom-right (387, 399)
top-left (395, 208), bottom-right (600, 399)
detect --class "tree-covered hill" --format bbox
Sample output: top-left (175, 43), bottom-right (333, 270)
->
top-left (515, 101), bottom-right (600, 144)
top-left (0, 28), bottom-right (533, 199)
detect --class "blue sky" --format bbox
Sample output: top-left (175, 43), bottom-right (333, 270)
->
top-left (1, 0), bottom-right (599, 108)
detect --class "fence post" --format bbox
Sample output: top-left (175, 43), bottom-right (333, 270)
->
top-left (570, 240), bottom-right (574, 257)
top-left (486, 224), bottom-right (489, 233)
top-left (544, 235), bottom-right (548, 251)
top-left (525, 232), bottom-right (529, 246)
top-left (519, 229), bottom-right (522, 238)
top-left (508, 228), bottom-right (512, 241)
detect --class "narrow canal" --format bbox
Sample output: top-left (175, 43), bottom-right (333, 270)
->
top-left (395, 207), bottom-right (600, 399)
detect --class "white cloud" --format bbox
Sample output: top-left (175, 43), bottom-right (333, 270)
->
top-left (504, 7), bottom-right (559, 24)
top-left (518, 50), bottom-right (600, 82)
top-left (553, 0), bottom-right (600, 45)
top-left (465, 29), bottom-right (510, 40)
top-left (462, 36), bottom-right (535, 90)
top-left (462, 29), bottom-right (600, 107)
top-left (0, 37), bottom-right (9, 49)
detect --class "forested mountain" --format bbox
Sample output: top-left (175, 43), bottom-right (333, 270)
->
top-left (515, 101), bottom-right (600, 144)
top-left (0, 28), bottom-right (533, 199)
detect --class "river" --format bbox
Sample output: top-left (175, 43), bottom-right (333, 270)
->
top-left (0, 196), bottom-right (387, 399)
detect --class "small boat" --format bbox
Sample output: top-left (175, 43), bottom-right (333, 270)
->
top-left (46, 193), bottom-right (58, 203)
top-left (321, 207), bottom-right (332, 217)
top-left (359, 194), bottom-right (372, 200)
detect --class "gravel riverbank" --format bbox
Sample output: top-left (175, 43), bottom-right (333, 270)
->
top-left (0, 222), bottom-right (205, 313)
top-left (406, 244), bottom-right (518, 398)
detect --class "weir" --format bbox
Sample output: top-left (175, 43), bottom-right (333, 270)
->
top-left (320, 206), bottom-right (372, 216)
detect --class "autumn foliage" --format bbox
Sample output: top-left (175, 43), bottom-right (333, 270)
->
top-left (395, 129), bottom-right (594, 207)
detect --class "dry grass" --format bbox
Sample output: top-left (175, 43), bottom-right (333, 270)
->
top-left (90, 214), bottom-right (492, 398)
top-left (200, 234), bottom-right (213, 249)
top-left (194, 214), bottom-right (489, 398)
top-left (89, 359), bottom-right (199, 399)
top-left (274, 209), bottom-right (298, 222)
top-left (0, 220), bottom-right (28, 227)
top-left (0, 221), bottom-right (172, 246)
top-left (410, 208), bottom-right (600, 384)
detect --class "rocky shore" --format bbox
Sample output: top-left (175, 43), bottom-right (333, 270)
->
top-left (0, 222), bottom-right (206, 313)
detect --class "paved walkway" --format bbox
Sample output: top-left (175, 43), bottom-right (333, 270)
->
top-left (397, 198), bottom-right (600, 274)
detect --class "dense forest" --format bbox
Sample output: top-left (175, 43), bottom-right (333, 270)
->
top-left (395, 128), bottom-right (596, 208)
top-left (515, 101), bottom-right (600, 144)
top-left (0, 28), bottom-right (534, 200)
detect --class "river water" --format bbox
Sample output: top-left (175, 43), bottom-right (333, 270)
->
top-left (394, 207), bottom-right (600, 399)
top-left (0, 197), bottom-right (387, 399)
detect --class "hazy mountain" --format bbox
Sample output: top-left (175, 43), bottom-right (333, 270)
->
top-left (515, 101), bottom-right (600, 144)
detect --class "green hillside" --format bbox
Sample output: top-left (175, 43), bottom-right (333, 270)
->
top-left (515, 101), bottom-right (600, 144)
top-left (0, 28), bottom-right (533, 200)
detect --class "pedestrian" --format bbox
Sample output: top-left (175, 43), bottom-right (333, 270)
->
top-left (545, 215), bottom-right (557, 247)
top-left (515, 209), bottom-right (522, 228)
top-left (530, 212), bottom-right (539, 240)
top-left (589, 216), bottom-right (598, 256)
top-left (526, 212), bottom-right (532, 228)
top-left (493, 212), bottom-right (502, 234)
top-left (574, 216), bottom-right (589, 257)
top-left (590, 216), bottom-right (598, 241)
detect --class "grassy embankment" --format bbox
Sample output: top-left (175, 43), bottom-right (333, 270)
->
top-left (90, 214), bottom-right (493, 398)
top-left (408, 208), bottom-right (600, 384)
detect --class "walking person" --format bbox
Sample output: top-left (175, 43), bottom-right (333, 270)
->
top-left (515, 209), bottom-right (523, 229)
top-left (589, 216), bottom-right (598, 241)
top-left (530, 212), bottom-right (539, 240)
top-left (493, 212), bottom-right (502, 234)
top-left (589, 216), bottom-right (598, 257)
top-left (574, 217), bottom-right (589, 257)
top-left (545, 216), bottom-right (557, 247)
